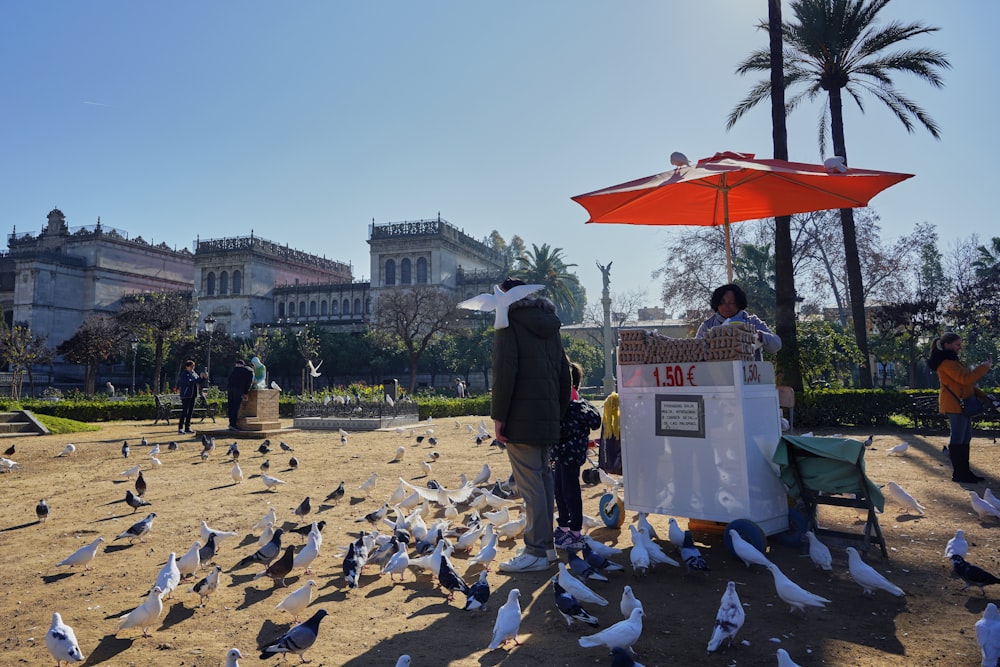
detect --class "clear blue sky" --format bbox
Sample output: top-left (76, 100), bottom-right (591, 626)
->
top-left (1, 1), bottom-right (994, 311)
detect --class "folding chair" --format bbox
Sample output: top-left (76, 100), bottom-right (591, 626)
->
top-left (773, 435), bottom-right (888, 559)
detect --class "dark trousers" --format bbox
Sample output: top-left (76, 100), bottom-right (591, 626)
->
top-left (554, 462), bottom-right (583, 532)
top-left (179, 396), bottom-right (196, 431)
top-left (227, 391), bottom-right (243, 428)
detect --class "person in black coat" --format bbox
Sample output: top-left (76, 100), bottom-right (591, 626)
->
top-left (227, 360), bottom-right (255, 430)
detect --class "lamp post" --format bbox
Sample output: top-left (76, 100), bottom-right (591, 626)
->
top-left (130, 338), bottom-right (139, 396)
top-left (204, 315), bottom-right (216, 383)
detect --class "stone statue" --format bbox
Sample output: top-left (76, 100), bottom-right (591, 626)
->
top-left (597, 260), bottom-right (612, 291)
top-left (251, 356), bottom-right (267, 390)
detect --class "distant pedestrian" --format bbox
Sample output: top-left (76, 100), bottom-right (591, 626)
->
top-left (177, 360), bottom-right (201, 435)
top-left (455, 378), bottom-right (466, 398)
top-left (106, 381), bottom-right (115, 397)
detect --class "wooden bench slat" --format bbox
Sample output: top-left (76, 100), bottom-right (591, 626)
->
top-left (154, 394), bottom-right (217, 425)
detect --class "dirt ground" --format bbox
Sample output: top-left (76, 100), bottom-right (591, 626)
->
top-left (2, 415), bottom-right (1000, 666)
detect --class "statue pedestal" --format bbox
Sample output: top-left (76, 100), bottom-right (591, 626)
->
top-left (237, 389), bottom-right (281, 431)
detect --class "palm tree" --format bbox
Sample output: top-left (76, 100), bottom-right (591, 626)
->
top-left (973, 237), bottom-right (1000, 279)
top-left (728, 0), bottom-right (950, 387)
top-left (512, 243), bottom-right (582, 324)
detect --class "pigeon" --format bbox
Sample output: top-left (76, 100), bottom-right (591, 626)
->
top-left (325, 481), bottom-right (345, 504)
top-left (552, 576), bottom-right (600, 627)
top-left (610, 646), bottom-right (646, 667)
top-left (635, 512), bottom-right (659, 541)
top-left (630, 524), bottom-right (679, 568)
top-left (233, 528), bottom-right (283, 569)
top-left (276, 579), bottom-right (317, 622)
top-left (804, 530), bottom-right (833, 571)
top-left (458, 283), bottom-right (544, 330)
top-left (670, 151), bottom-right (690, 167)
top-left (381, 540), bottom-right (410, 582)
top-left (114, 512), bottom-right (156, 542)
top-left (472, 464), bottom-right (491, 486)
top-left (230, 461), bottom-right (244, 484)
top-left (46, 612), bottom-right (85, 666)
top-left (56, 536), bottom-right (105, 571)
top-left (682, 530), bottom-right (710, 573)
top-left (199, 533), bottom-right (218, 564)
top-left (258, 442), bottom-right (272, 455)
top-left (258, 608), bottom-right (328, 662)
top-left (36, 498), bottom-right (50, 522)
top-left (58, 443), bottom-right (76, 457)
top-left (970, 492), bottom-right (1000, 522)
top-left (945, 529), bottom-right (969, 559)
top-left (292, 534), bottom-right (321, 575)
top-left (135, 471), bottom-right (147, 497)
top-left (254, 545), bottom-right (296, 587)
top-left (190, 564), bottom-right (222, 607)
top-left (120, 463), bottom-right (141, 479)
top-left (976, 603), bottom-right (1000, 667)
top-left (280, 441), bottom-right (294, 452)
top-left (628, 534), bottom-right (650, 577)
top-left (706, 581), bottom-right (745, 652)
top-left (253, 508), bottom-right (278, 534)
top-left (584, 535), bottom-right (623, 559)
top-left (122, 441), bottom-right (130, 458)
top-left (765, 562), bottom-right (831, 614)
top-left (420, 460), bottom-right (432, 477)
top-left (358, 503), bottom-right (389, 525)
top-left (167, 441), bottom-right (178, 451)
top-left (141, 436), bottom-right (148, 446)
top-left (226, 442), bottom-right (240, 460)
top-left (394, 656), bottom-right (410, 667)
top-left (200, 449), bottom-right (210, 462)
top-left (343, 541), bottom-right (360, 589)
top-left (776, 648), bottom-right (804, 667)
top-left (290, 520), bottom-right (327, 539)
top-left (463, 570), bottom-right (491, 611)
top-left (391, 446), bottom-right (405, 462)
top-left (952, 554), bottom-right (1000, 595)
top-left (567, 548), bottom-right (609, 582)
top-left (261, 473), bottom-right (287, 491)
top-left (200, 521), bottom-right (239, 546)
top-left (862, 434), bottom-right (874, 448)
top-left (270, 380), bottom-right (281, 391)
top-left (290, 497), bottom-right (311, 520)
top-left (730, 528), bottom-right (772, 569)
top-left (225, 648), bottom-right (243, 667)
top-left (149, 443), bottom-right (161, 456)
top-left (177, 541), bottom-right (201, 578)
top-left (257, 523), bottom-right (276, 549)
top-left (846, 546), bottom-right (904, 597)
top-left (149, 454), bottom-right (162, 467)
top-left (154, 552), bottom-right (181, 599)
top-left (438, 554), bottom-right (470, 601)
top-left (885, 481), bottom-right (925, 515)
top-left (3, 444), bottom-right (13, 455)
top-left (620, 586), bottom-right (644, 622)
top-left (487, 588), bottom-right (522, 650)
top-left (202, 436), bottom-right (216, 452)
top-left (494, 516), bottom-right (526, 541)
top-left (579, 607), bottom-right (644, 654)
top-left (581, 542), bottom-right (625, 572)
top-left (885, 442), bottom-right (909, 456)
top-left (557, 562), bottom-right (608, 606)
top-left (358, 472), bottom-right (379, 496)
top-left (985, 488), bottom-right (1000, 512)
top-left (117, 586), bottom-right (164, 637)
top-left (467, 528), bottom-right (498, 571)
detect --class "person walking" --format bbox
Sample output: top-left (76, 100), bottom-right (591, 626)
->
top-left (227, 360), bottom-right (255, 431)
top-left (928, 332), bottom-right (992, 483)
top-left (491, 278), bottom-right (571, 573)
top-left (177, 360), bottom-right (202, 435)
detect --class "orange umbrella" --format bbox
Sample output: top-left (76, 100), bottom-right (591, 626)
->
top-left (572, 151), bottom-right (913, 281)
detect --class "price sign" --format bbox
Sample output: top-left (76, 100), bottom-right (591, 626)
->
top-left (654, 394), bottom-right (705, 438)
top-left (651, 364), bottom-right (694, 387)
top-left (620, 361), bottom-right (774, 388)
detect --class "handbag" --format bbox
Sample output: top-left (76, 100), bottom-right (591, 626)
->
top-left (944, 384), bottom-right (986, 418)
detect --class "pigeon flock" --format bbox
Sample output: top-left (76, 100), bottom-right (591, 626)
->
top-left (4, 423), bottom-right (999, 665)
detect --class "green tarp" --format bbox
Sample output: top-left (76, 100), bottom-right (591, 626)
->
top-left (772, 435), bottom-right (885, 512)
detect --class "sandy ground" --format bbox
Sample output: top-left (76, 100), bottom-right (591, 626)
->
top-left (2, 416), bottom-right (1000, 666)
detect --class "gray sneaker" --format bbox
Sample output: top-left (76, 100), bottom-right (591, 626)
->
top-left (498, 552), bottom-right (549, 573)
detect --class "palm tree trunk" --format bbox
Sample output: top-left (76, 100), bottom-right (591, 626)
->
top-left (768, 0), bottom-right (802, 391)
top-left (828, 87), bottom-right (873, 388)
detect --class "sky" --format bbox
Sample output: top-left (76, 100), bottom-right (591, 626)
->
top-left (2, 1), bottom-right (996, 314)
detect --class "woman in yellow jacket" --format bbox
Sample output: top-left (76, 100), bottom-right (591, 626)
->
top-left (927, 332), bottom-right (993, 483)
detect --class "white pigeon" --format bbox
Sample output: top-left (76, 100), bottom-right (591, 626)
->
top-left (730, 529), bottom-right (773, 569)
top-left (494, 516), bottom-right (526, 540)
top-left (420, 460), bottom-right (432, 477)
top-left (472, 463), bottom-right (491, 485)
top-left (467, 528), bottom-right (498, 571)
top-left (970, 491), bottom-right (1000, 522)
top-left (261, 473), bottom-right (286, 491)
top-left (557, 562), bottom-right (608, 606)
top-left (776, 648), bottom-right (804, 667)
top-left (59, 443), bottom-right (77, 457)
top-left (846, 546), bottom-right (904, 597)
top-left (177, 541), bottom-right (201, 578)
top-left (270, 380), bottom-right (281, 391)
top-left (252, 508), bottom-right (278, 534)
top-left (765, 562), bottom-right (831, 614)
top-left (630, 524), bottom-right (679, 567)
top-left (945, 529), bottom-right (969, 559)
top-left (579, 607), bottom-right (644, 654)
top-left (706, 581), bottom-right (745, 652)
top-left (885, 442), bottom-right (909, 456)
top-left (620, 585), bottom-right (643, 618)
top-left (599, 468), bottom-right (622, 492)
top-left (885, 481), bottom-right (925, 515)
top-left (117, 586), bottom-right (164, 637)
top-left (629, 533), bottom-right (650, 577)
top-left (56, 536), bottom-right (105, 571)
top-left (231, 461), bottom-right (244, 484)
top-left (804, 531), bottom-right (833, 571)
top-left (483, 506), bottom-right (510, 525)
top-left (667, 517), bottom-right (685, 551)
top-left (584, 535), bottom-right (622, 559)
top-left (201, 520), bottom-right (239, 546)
top-left (276, 579), bottom-right (317, 623)
top-left (392, 446), bottom-right (405, 462)
top-left (823, 155), bottom-right (847, 173)
top-left (46, 612), bottom-right (85, 665)
top-left (149, 455), bottom-right (162, 467)
top-left (381, 541), bottom-right (410, 582)
top-left (670, 151), bottom-right (691, 167)
top-left (976, 602), bottom-right (1000, 667)
top-left (149, 444), bottom-right (161, 456)
top-left (191, 565), bottom-right (222, 607)
top-left (487, 588), bottom-right (522, 650)
top-left (985, 488), bottom-right (1000, 512)
top-left (358, 472), bottom-right (379, 496)
top-left (635, 512), bottom-right (659, 541)
top-left (154, 552), bottom-right (181, 599)
top-left (458, 283), bottom-right (544, 330)
top-left (293, 534), bottom-right (321, 575)
top-left (225, 648), bottom-right (243, 667)
top-left (120, 463), bottom-right (141, 479)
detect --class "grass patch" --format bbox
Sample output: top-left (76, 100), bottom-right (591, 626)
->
top-left (35, 413), bottom-right (101, 435)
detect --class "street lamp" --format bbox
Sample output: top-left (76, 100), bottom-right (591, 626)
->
top-left (130, 338), bottom-right (139, 396)
top-left (204, 315), bottom-right (217, 383)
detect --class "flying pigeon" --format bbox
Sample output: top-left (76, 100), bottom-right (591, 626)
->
top-left (976, 602), bottom-right (1000, 667)
top-left (117, 586), bottom-right (164, 638)
top-left (463, 570), bottom-right (491, 611)
top-left (945, 529), bottom-right (969, 559)
top-left (952, 554), bottom-right (1000, 595)
top-left (36, 498), bottom-right (50, 522)
top-left (253, 545), bottom-right (296, 587)
top-left (56, 536), bottom-right (105, 571)
top-left (885, 442), bottom-right (909, 456)
top-left (258, 608), bottom-right (328, 662)
top-left (552, 576), bottom-right (599, 627)
top-left (578, 607), bottom-right (644, 654)
top-left (46, 612), bottom-right (85, 666)
top-left (458, 284), bottom-right (545, 330)
top-left (261, 473), bottom-right (287, 491)
top-left (225, 648), bottom-right (243, 667)
top-left (765, 562), bottom-right (831, 615)
top-left (487, 588), bottom-right (522, 650)
top-left (706, 581), bottom-right (745, 652)
top-left (730, 528), bottom-right (772, 569)
top-left (620, 585), bottom-right (643, 619)
top-left (325, 481), bottom-right (345, 504)
top-left (233, 528), bottom-right (284, 569)
top-left (557, 562), bottom-right (608, 606)
top-left (276, 579), bottom-right (317, 623)
top-left (154, 552), bottom-right (181, 599)
top-left (777, 648), bottom-right (804, 667)
top-left (803, 530), bottom-right (833, 571)
top-left (114, 513), bottom-right (156, 543)
top-left (885, 481), bottom-right (926, 515)
top-left (846, 546), bottom-right (904, 598)
top-left (58, 443), bottom-right (76, 457)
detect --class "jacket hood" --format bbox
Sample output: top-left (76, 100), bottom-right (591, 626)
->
top-left (507, 296), bottom-right (561, 338)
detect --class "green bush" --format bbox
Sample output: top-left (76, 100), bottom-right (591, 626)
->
top-left (418, 395), bottom-right (491, 420)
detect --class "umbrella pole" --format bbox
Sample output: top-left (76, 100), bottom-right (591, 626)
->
top-left (724, 222), bottom-right (733, 282)
top-left (722, 184), bottom-right (733, 282)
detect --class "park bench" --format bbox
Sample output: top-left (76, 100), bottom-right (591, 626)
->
top-left (154, 393), bottom-right (217, 426)
top-left (909, 395), bottom-right (945, 433)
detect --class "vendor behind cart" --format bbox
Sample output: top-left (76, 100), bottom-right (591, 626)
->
top-left (696, 283), bottom-right (781, 361)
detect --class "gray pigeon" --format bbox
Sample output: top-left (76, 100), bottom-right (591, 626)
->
top-left (36, 498), bottom-right (50, 522)
top-left (233, 528), bottom-right (283, 569)
top-left (124, 489), bottom-right (151, 512)
top-left (259, 608), bottom-right (327, 661)
top-left (199, 533), bottom-right (218, 564)
top-left (552, 576), bottom-right (599, 627)
top-left (294, 496), bottom-right (311, 519)
top-left (114, 513), bottom-right (156, 542)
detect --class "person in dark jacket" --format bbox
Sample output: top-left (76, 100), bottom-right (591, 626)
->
top-left (227, 360), bottom-right (255, 431)
top-left (491, 278), bottom-right (571, 573)
top-left (177, 360), bottom-right (202, 435)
